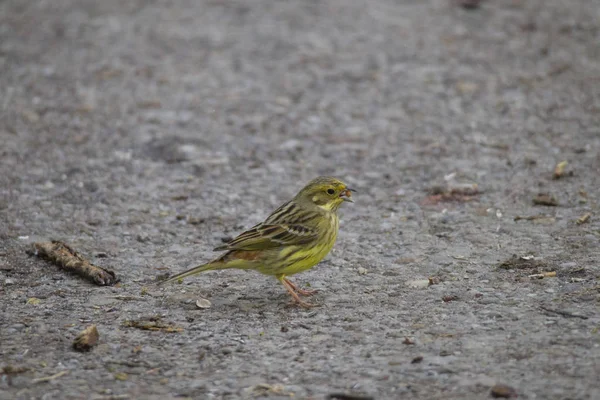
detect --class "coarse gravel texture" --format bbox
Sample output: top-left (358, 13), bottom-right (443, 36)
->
top-left (1, 0), bottom-right (600, 399)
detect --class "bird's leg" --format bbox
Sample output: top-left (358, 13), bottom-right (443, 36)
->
top-left (278, 276), bottom-right (317, 308)
top-left (283, 278), bottom-right (318, 296)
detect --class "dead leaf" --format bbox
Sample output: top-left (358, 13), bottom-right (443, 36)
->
top-left (576, 213), bottom-right (591, 225)
top-left (552, 160), bottom-right (569, 179)
top-left (532, 193), bottom-right (558, 206)
top-left (73, 325), bottom-right (99, 352)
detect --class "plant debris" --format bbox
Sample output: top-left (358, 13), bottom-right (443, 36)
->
top-left (552, 161), bottom-right (571, 179)
top-left (422, 183), bottom-right (479, 205)
top-left (491, 384), bottom-right (517, 398)
top-left (497, 255), bottom-right (551, 271)
top-left (73, 325), bottom-right (99, 352)
top-left (513, 214), bottom-right (555, 223)
top-left (528, 271), bottom-right (556, 279)
top-left (33, 241), bottom-right (118, 286)
top-left (114, 372), bottom-right (129, 381)
top-left (406, 279), bottom-right (430, 289)
top-left (122, 316), bottom-right (183, 332)
top-left (532, 193), bottom-right (558, 206)
top-left (428, 276), bottom-right (441, 285)
top-left (540, 305), bottom-right (588, 320)
top-left (576, 213), bottom-right (591, 225)
top-left (327, 394), bottom-right (375, 400)
top-left (442, 295), bottom-right (460, 302)
top-left (27, 297), bottom-right (41, 305)
top-left (32, 370), bottom-right (69, 383)
top-left (248, 383), bottom-right (294, 397)
top-left (1, 365), bottom-right (30, 375)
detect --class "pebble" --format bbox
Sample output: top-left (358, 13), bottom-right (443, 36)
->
top-left (406, 279), bottom-right (430, 289)
top-left (491, 384), bottom-right (517, 398)
top-left (5, 278), bottom-right (15, 285)
top-left (196, 298), bottom-right (212, 309)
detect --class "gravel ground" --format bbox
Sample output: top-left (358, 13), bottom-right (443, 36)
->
top-left (1, 0), bottom-right (600, 399)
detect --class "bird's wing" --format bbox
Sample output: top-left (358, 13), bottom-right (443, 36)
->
top-left (214, 201), bottom-right (320, 251)
top-left (213, 223), bottom-right (319, 251)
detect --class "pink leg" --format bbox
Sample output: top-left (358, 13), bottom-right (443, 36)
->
top-left (284, 278), bottom-right (318, 296)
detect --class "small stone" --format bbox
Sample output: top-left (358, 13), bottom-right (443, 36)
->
top-left (490, 384), bottom-right (517, 398)
top-left (275, 96), bottom-right (292, 107)
top-left (442, 295), bottom-right (459, 302)
top-left (411, 356), bottom-right (423, 364)
top-left (196, 298), bottom-right (212, 309)
top-left (456, 80), bottom-right (478, 95)
top-left (279, 139), bottom-right (302, 150)
top-left (22, 109), bottom-right (40, 123)
top-left (406, 279), bottom-right (430, 289)
top-left (42, 181), bottom-right (55, 189)
top-left (357, 267), bottom-right (368, 275)
top-left (5, 278), bottom-right (15, 285)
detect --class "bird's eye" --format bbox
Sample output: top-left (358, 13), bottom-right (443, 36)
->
top-left (327, 188), bottom-right (335, 195)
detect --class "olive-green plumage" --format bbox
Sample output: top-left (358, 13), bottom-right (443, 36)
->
top-left (159, 176), bottom-right (354, 307)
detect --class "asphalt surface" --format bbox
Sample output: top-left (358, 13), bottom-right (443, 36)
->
top-left (1, 0), bottom-right (599, 399)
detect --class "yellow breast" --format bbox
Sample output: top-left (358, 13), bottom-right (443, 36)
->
top-left (277, 212), bottom-right (339, 276)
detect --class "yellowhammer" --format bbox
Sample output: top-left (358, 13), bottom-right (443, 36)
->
top-left (160, 176), bottom-right (354, 308)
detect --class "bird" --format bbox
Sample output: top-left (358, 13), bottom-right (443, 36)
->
top-left (159, 176), bottom-right (355, 308)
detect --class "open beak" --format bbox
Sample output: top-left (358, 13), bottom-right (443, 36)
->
top-left (340, 188), bottom-right (355, 203)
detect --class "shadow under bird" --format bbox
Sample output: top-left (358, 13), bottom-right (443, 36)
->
top-left (159, 176), bottom-right (355, 308)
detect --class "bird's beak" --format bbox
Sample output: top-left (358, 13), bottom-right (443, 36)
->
top-left (340, 188), bottom-right (355, 203)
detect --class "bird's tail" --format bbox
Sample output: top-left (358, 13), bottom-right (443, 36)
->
top-left (158, 259), bottom-right (224, 285)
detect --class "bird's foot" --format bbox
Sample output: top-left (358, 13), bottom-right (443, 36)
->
top-left (281, 278), bottom-right (319, 308)
top-left (295, 287), bottom-right (318, 297)
top-left (283, 278), bottom-right (318, 297)
top-left (290, 298), bottom-right (319, 309)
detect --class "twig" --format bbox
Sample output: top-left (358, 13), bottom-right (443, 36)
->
top-left (576, 213), bottom-right (591, 225)
top-left (112, 295), bottom-right (144, 301)
top-left (122, 318), bottom-right (183, 333)
top-left (514, 215), bottom-right (552, 222)
top-left (33, 241), bottom-right (118, 286)
top-left (32, 370), bottom-right (69, 383)
top-left (540, 306), bottom-right (588, 320)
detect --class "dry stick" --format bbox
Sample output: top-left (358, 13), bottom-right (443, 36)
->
top-left (32, 370), bottom-right (69, 383)
top-left (514, 215), bottom-right (552, 222)
top-left (540, 305), bottom-right (589, 320)
top-left (33, 241), bottom-right (118, 286)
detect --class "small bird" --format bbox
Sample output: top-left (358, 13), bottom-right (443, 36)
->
top-left (160, 176), bottom-right (354, 308)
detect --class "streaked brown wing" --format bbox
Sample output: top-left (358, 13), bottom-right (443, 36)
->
top-left (213, 222), bottom-right (318, 251)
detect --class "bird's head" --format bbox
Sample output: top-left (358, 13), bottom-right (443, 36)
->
top-left (295, 176), bottom-right (355, 212)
